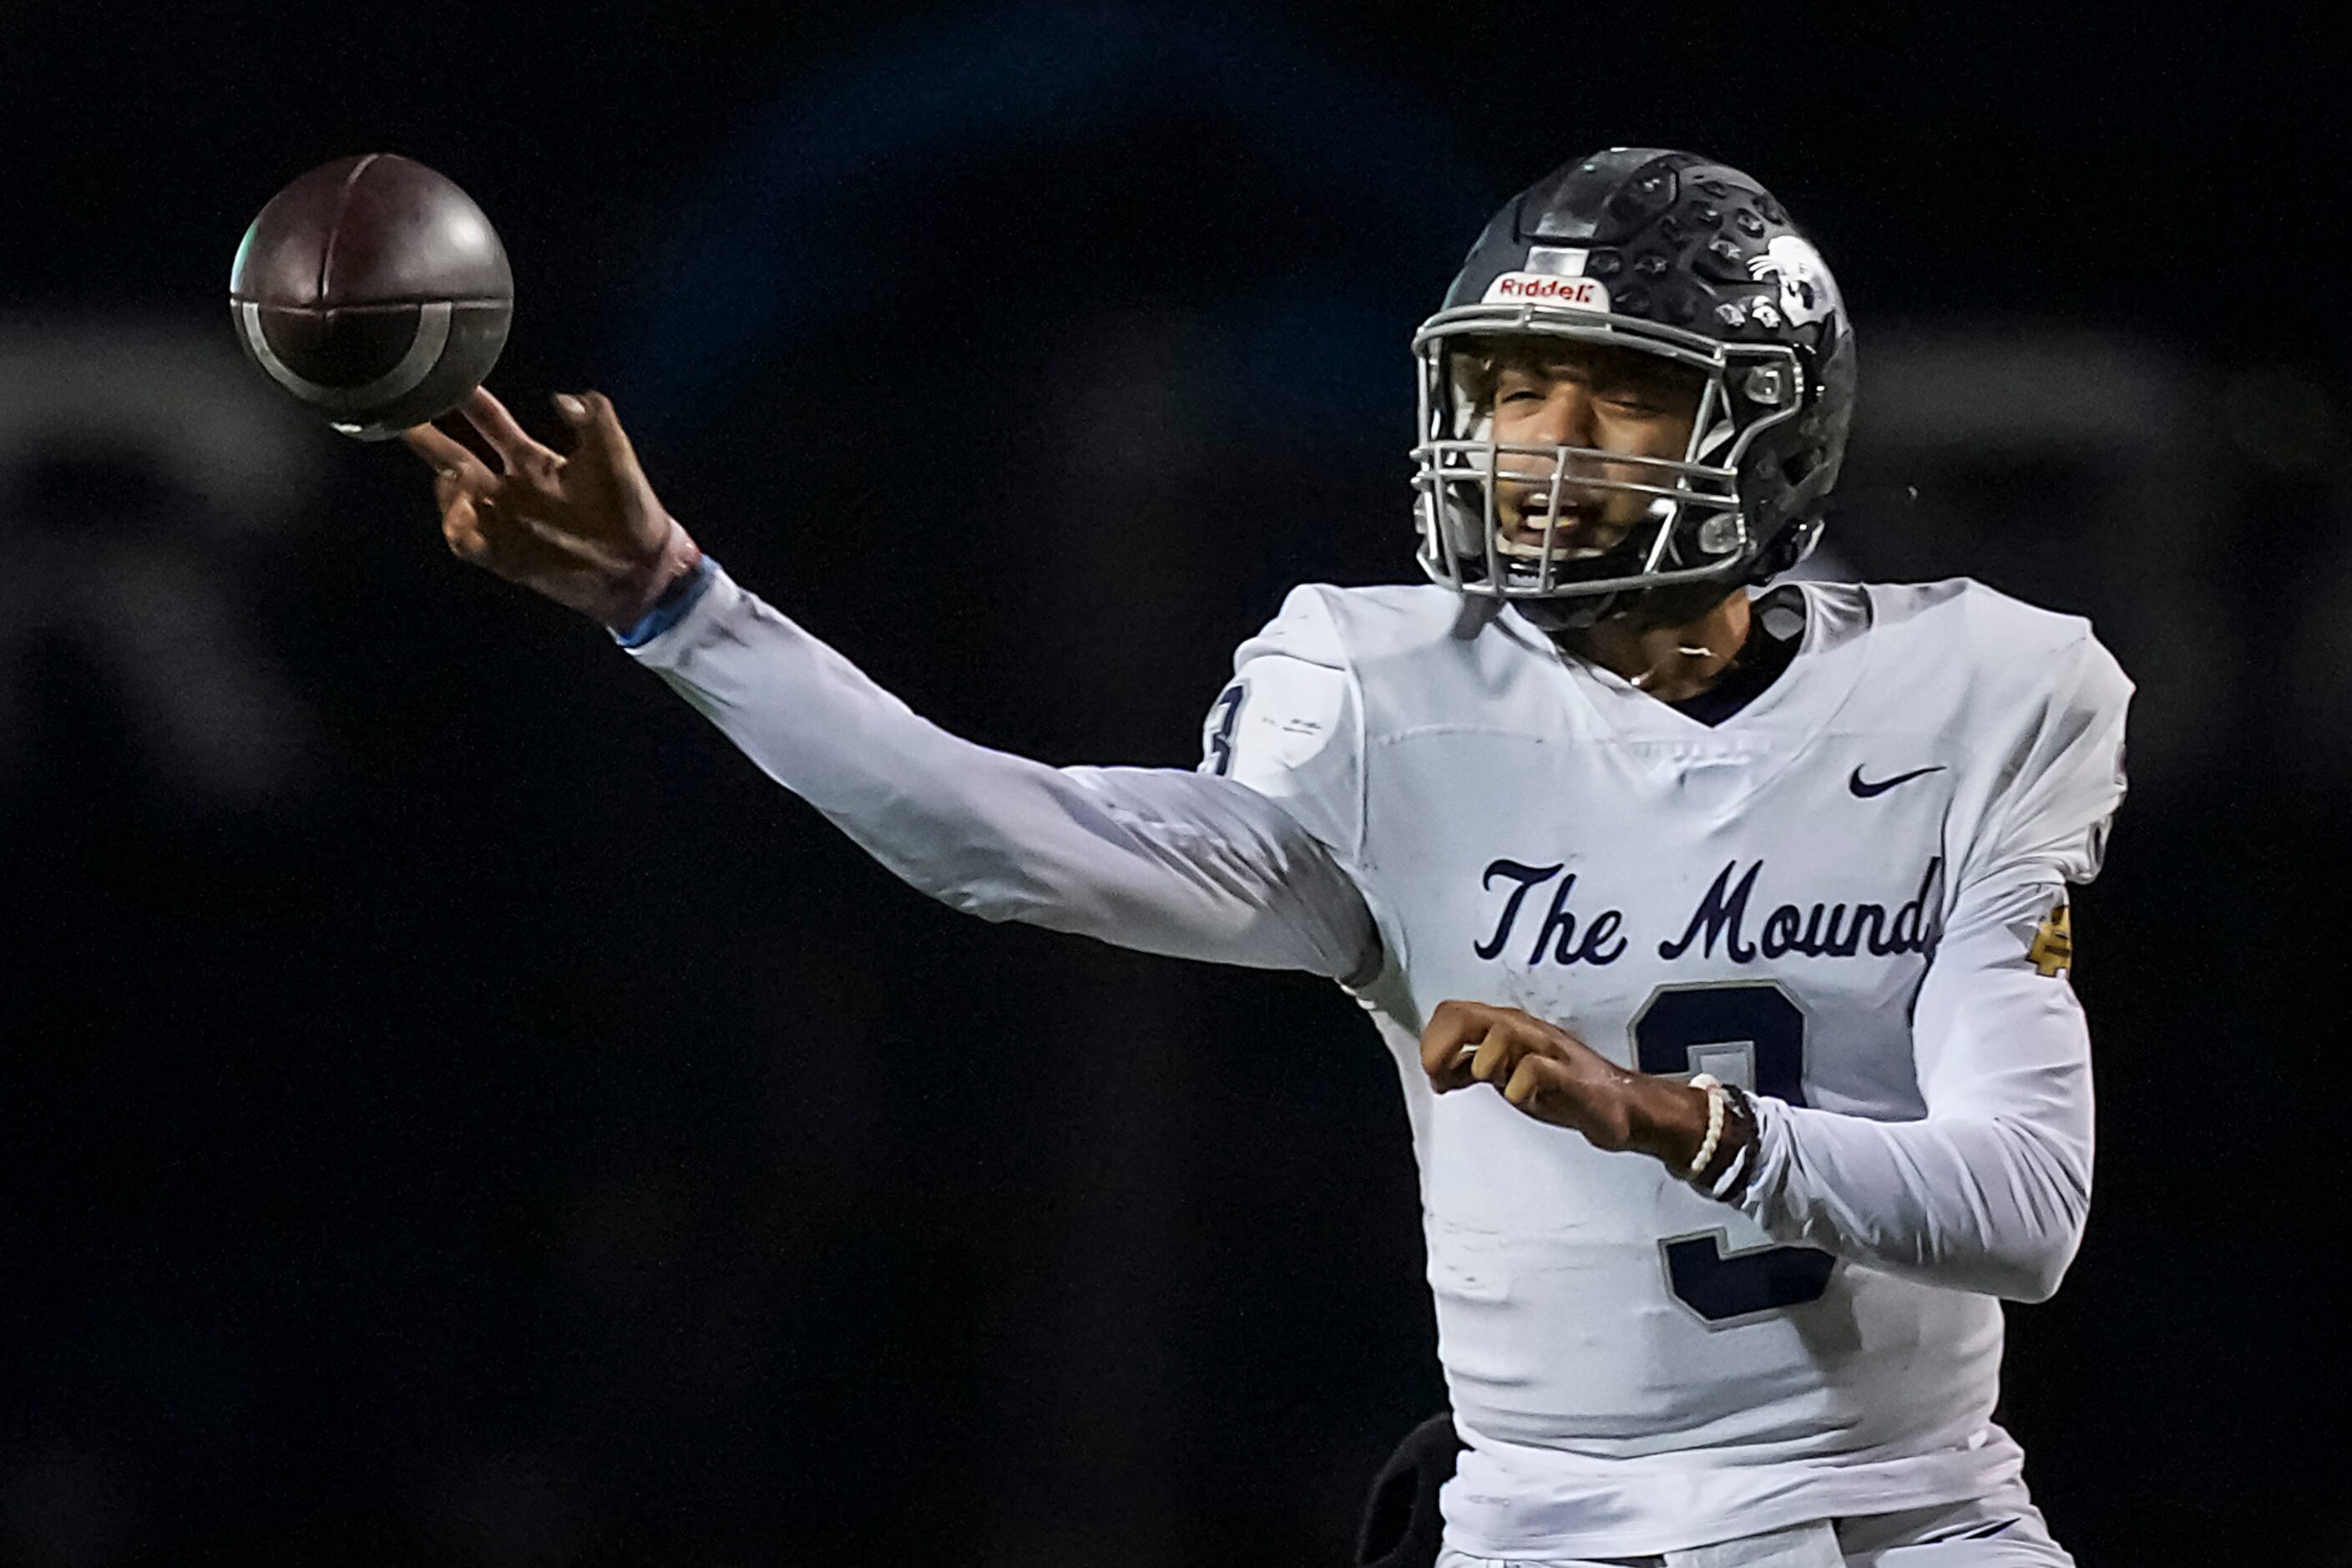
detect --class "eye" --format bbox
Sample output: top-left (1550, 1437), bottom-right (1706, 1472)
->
top-left (1602, 395), bottom-right (1665, 417)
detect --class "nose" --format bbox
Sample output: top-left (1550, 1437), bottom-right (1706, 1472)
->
top-left (1520, 384), bottom-right (1592, 449)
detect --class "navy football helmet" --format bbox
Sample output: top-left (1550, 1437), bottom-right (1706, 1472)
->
top-left (1411, 149), bottom-right (1856, 620)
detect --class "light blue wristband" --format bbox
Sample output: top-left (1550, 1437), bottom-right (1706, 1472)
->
top-left (612, 554), bottom-right (719, 648)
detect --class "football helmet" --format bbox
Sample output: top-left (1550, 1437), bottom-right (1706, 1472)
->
top-left (1411, 149), bottom-right (1855, 621)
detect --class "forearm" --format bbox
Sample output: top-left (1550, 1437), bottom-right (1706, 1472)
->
top-left (1606, 895), bottom-right (2095, 1300)
top-left (1616, 1070), bottom-right (2086, 1300)
top-left (1733, 1094), bottom-right (2089, 1301)
top-left (622, 565), bottom-right (1378, 979)
top-left (1732, 883), bottom-right (2096, 1302)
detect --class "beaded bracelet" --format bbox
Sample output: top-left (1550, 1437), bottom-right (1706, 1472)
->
top-left (1686, 1073), bottom-right (1728, 1181)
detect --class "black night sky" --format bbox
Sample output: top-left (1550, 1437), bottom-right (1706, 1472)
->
top-left (2, 5), bottom-right (2341, 1563)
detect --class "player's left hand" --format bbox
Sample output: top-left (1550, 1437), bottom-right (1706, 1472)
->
top-left (1419, 999), bottom-right (1697, 1161)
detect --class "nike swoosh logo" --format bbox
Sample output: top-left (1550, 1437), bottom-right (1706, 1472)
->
top-left (1849, 764), bottom-right (1946, 798)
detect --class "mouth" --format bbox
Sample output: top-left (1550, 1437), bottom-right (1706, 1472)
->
top-left (1496, 487), bottom-right (1617, 559)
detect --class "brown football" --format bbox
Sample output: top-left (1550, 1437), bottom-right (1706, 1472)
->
top-left (229, 154), bottom-right (512, 440)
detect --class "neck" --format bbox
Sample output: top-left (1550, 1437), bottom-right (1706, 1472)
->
top-left (1555, 585), bottom-right (1752, 702)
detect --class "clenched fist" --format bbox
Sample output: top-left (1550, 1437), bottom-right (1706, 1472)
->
top-left (403, 387), bottom-right (702, 630)
top-left (1419, 998), bottom-right (1721, 1175)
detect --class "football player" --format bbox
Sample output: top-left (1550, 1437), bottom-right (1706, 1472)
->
top-left (405, 148), bottom-right (2128, 1567)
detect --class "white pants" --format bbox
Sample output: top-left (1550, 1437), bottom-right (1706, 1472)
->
top-left (1435, 1476), bottom-right (2072, 1568)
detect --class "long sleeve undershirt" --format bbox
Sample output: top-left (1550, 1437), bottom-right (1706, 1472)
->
top-left (1737, 868), bottom-right (2097, 1302)
top-left (625, 566), bottom-right (1380, 984)
top-left (628, 564), bottom-right (2117, 1302)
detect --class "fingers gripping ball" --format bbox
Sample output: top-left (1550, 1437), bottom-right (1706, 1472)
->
top-left (229, 153), bottom-right (512, 440)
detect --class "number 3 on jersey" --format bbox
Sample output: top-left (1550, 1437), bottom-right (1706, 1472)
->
top-left (1633, 982), bottom-right (1836, 1324)
top-left (1203, 682), bottom-right (1246, 776)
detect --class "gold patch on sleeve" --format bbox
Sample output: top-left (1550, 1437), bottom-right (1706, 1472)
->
top-left (2028, 903), bottom-right (2074, 979)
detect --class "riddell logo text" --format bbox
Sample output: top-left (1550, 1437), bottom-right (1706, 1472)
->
top-left (1482, 273), bottom-right (1611, 311)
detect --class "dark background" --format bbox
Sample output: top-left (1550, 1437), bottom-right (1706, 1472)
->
top-left (2, 4), bottom-right (2342, 1563)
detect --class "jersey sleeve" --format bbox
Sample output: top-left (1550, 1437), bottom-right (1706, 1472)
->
top-left (1961, 629), bottom-right (2132, 888)
top-left (1195, 584), bottom-right (1365, 862)
top-left (1733, 630), bottom-right (2132, 1302)
top-left (624, 566), bottom-right (1380, 983)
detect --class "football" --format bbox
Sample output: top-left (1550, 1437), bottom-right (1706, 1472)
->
top-left (228, 153), bottom-right (512, 439)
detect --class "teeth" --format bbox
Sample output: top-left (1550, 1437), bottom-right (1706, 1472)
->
top-left (1497, 537), bottom-right (1610, 560)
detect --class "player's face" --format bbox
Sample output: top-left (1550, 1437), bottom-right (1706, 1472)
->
top-left (1479, 341), bottom-right (1705, 563)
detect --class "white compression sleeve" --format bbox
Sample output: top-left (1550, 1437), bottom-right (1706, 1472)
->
top-left (622, 565), bottom-right (1381, 983)
top-left (1732, 620), bottom-right (2127, 1303)
top-left (1735, 867), bottom-right (2096, 1302)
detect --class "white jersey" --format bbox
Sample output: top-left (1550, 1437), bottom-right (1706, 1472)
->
top-left (625, 568), bottom-right (2130, 1560)
top-left (1210, 577), bottom-right (2126, 1556)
